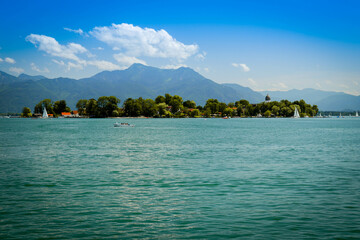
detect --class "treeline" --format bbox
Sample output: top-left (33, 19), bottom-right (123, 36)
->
top-left (22, 94), bottom-right (318, 118)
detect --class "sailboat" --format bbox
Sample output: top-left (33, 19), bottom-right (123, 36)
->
top-left (293, 107), bottom-right (300, 118)
top-left (356, 111), bottom-right (359, 117)
top-left (42, 107), bottom-right (48, 118)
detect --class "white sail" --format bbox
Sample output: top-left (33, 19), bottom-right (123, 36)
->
top-left (42, 107), bottom-right (48, 118)
top-left (294, 107), bottom-right (300, 118)
top-left (356, 111), bottom-right (359, 117)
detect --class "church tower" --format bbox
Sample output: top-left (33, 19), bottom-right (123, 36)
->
top-left (265, 94), bottom-right (271, 103)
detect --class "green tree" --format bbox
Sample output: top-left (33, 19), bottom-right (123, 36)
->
top-left (237, 105), bottom-right (244, 117)
top-left (155, 95), bottom-right (166, 104)
top-left (86, 98), bottom-right (98, 117)
top-left (97, 96), bottom-right (109, 117)
top-left (223, 107), bottom-right (233, 117)
top-left (123, 98), bottom-right (142, 117)
top-left (183, 100), bottom-right (196, 109)
top-left (236, 99), bottom-right (249, 107)
top-left (34, 99), bottom-right (54, 115)
top-left (53, 100), bottom-right (70, 115)
top-left (280, 106), bottom-right (292, 117)
top-left (271, 105), bottom-right (280, 116)
top-left (112, 110), bottom-right (119, 117)
top-left (219, 102), bottom-right (227, 114)
top-left (107, 96), bottom-right (120, 117)
top-left (157, 103), bottom-right (168, 116)
top-left (264, 110), bottom-right (272, 118)
top-left (205, 99), bottom-right (219, 114)
top-left (190, 109), bottom-right (200, 117)
top-left (169, 95), bottom-right (183, 114)
top-left (165, 93), bottom-right (172, 105)
top-left (203, 109), bottom-right (211, 118)
top-left (142, 99), bottom-right (157, 117)
top-left (97, 96), bottom-right (120, 117)
top-left (21, 107), bottom-right (32, 117)
top-left (312, 105), bottom-right (319, 116)
top-left (76, 99), bottom-right (88, 115)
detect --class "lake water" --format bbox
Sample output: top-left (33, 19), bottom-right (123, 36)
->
top-left (1, 118), bottom-right (360, 239)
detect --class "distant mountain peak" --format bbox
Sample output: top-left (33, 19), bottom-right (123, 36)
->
top-left (18, 73), bottom-right (47, 81)
top-left (128, 63), bottom-right (147, 68)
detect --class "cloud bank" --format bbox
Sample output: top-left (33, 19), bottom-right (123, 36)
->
top-left (26, 34), bottom-right (87, 63)
top-left (9, 67), bottom-right (24, 74)
top-left (5, 57), bottom-right (16, 64)
top-left (91, 23), bottom-right (198, 61)
top-left (31, 62), bottom-right (49, 73)
top-left (26, 34), bottom-right (121, 71)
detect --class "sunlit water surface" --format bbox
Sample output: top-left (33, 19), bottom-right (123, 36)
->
top-left (1, 118), bottom-right (360, 239)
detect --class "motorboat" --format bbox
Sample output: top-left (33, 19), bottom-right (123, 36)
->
top-left (114, 122), bottom-right (135, 127)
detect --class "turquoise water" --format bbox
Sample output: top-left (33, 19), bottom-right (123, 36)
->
top-left (1, 118), bottom-right (360, 239)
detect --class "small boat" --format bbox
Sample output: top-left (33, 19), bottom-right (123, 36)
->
top-left (114, 122), bottom-right (135, 127)
top-left (356, 111), bottom-right (359, 117)
top-left (316, 112), bottom-right (324, 118)
top-left (293, 107), bottom-right (300, 118)
top-left (42, 107), bottom-right (48, 118)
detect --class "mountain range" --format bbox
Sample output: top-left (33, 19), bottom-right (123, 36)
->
top-left (0, 63), bottom-right (359, 112)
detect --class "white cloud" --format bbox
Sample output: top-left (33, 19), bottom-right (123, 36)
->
top-left (196, 51), bottom-right (207, 61)
top-left (87, 60), bottom-right (121, 71)
top-left (161, 64), bottom-right (188, 69)
top-left (248, 78), bottom-right (257, 86)
top-left (270, 82), bottom-right (288, 90)
top-left (204, 67), bottom-right (209, 72)
top-left (31, 62), bottom-right (49, 73)
top-left (315, 83), bottom-right (321, 88)
top-left (113, 53), bottom-right (147, 67)
top-left (339, 84), bottom-right (349, 89)
top-left (5, 57), bottom-right (16, 64)
top-left (64, 27), bottom-right (88, 36)
top-left (9, 67), bottom-right (24, 74)
top-left (278, 82), bottom-right (287, 89)
top-left (91, 23), bottom-right (199, 61)
top-left (94, 47), bottom-right (104, 50)
top-left (232, 63), bottom-right (250, 72)
top-left (52, 59), bottom-right (65, 66)
top-left (26, 34), bottom-right (88, 63)
top-left (27, 33), bottom-right (137, 72)
top-left (0, 57), bottom-right (15, 64)
top-left (353, 80), bottom-right (359, 86)
top-left (67, 62), bottom-right (84, 71)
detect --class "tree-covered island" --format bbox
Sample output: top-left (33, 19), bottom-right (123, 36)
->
top-left (22, 93), bottom-right (318, 118)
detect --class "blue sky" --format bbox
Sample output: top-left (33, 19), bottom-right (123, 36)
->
top-left (0, 0), bottom-right (359, 94)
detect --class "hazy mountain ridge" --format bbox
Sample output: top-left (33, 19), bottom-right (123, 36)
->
top-left (0, 64), bottom-right (256, 112)
top-left (0, 64), bottom-right (358, 112)
top-left (259, 89), bottom-right (360, 111)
